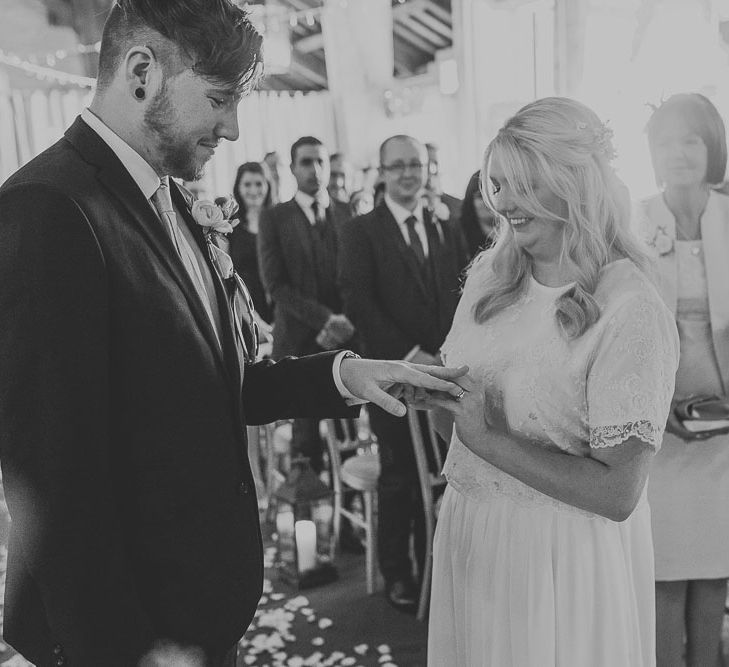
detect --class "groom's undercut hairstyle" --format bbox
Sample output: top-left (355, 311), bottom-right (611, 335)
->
top-left (96, 0), bottom-right (263, 94)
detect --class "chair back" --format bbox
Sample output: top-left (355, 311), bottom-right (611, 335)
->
top-left (406, 408), bottom-right (449, 621)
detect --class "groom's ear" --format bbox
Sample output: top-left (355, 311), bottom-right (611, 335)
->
top-left (123, 45), bottom-right (160, 102)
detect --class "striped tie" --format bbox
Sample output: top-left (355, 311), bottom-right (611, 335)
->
top-left (151, 179), bottom-right (220, 346)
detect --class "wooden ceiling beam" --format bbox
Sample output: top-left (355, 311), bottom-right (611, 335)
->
top-left (412, 9), bottom-right (452, 39)
top-left (392, 22), bottom-right (436, 54)
top-left (395, 15), bottom-right (449, 47)
top-left (289, 58), bottom-right (327, 88)
top-left (294, 32), bottom-right (324, 54)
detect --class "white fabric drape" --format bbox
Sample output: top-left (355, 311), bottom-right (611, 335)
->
top-left (0, 88), bottom-right (338, 200)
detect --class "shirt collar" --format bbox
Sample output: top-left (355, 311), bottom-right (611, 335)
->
top-left (81, 108), bottom-right (162, 200)
top-left (384, 193), bottom-right (424, 227)
top-left (294, 189), bottom-right (330, 210)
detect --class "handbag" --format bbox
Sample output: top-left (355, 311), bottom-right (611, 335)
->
top-left (674, 395), bottom-right (729, 439)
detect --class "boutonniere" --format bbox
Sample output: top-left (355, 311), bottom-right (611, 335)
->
top-left (651, 225), bottom-right (674, 256)
top-left (191, 195), bottom-right (240, 236)
top-left (432, 200), bottom-right (450, 222)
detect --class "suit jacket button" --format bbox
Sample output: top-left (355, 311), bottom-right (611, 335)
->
top-left (239, 481), bottom-right (250, 495)
top-left (55, 657), bottom-right (66, 666)
top-left (52, 644), bottom-right (63, 655)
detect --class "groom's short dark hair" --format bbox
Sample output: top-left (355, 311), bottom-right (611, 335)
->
top-left (97, 0), bottom-right (263, 94)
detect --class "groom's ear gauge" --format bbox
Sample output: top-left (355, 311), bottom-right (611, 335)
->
top-left (134, 88), bottom-right (145, 100)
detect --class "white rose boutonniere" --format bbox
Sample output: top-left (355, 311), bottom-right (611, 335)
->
top-left (191, 195), bottom-right (240, 235)
top-left (652, 225), bottom-right (674, 256)
top-left (433, 200), bottom-right (450, 222)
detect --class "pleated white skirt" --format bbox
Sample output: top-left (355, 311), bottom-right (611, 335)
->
top-left (428, 485), bottom-right (656, 667)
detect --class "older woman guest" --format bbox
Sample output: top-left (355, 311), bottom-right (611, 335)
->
top-left (459, 169), bottom-right (499, 260)
top-left (637, 93), bottom-right (729, 667)
top-left (229, 161), bottom-right (273, 324)
top-left (418, 97), bottom-right (679, 666)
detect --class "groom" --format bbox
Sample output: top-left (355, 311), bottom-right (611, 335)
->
top-left (0, 1), bottom-right (465, 665)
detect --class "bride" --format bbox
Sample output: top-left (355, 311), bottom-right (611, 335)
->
top-left (419, 97), bottom-right (679, 666)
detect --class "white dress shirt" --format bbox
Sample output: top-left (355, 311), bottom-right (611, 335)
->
top-left (294, 189), bottom-right (330, 225)
top-left (384, 193), bottom-right (429, 258)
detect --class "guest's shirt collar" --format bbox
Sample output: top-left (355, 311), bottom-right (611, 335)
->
top-left (384, 193), bottom-right (424, 226)
top-left (295, 189), bottom-right (330, 210)
top-left (81, 108), bottom-right (162, 200)
top-left (294, 189), bottom-right (330, 225)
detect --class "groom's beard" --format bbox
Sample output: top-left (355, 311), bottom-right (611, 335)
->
top-left (144, 84), bottom-right (207, 181)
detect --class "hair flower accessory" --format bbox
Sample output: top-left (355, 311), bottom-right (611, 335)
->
top-left (192, 195), bottom-right (240, 235)
top-left (576, 120), bottom-right (617, 161)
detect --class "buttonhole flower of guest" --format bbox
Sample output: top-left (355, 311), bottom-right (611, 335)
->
top-left (433, 200), bottom-right (450, 221)
top-left (192, 195), bottom-right (240, 235)
top-left (651, 225), bottom-right (674, 256)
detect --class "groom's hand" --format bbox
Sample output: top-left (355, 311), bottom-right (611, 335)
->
top-left (339, 358), bottom-right (469, 417)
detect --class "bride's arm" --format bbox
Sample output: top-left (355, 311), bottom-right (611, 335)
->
top-left (457, 412), bottom-right (652, 522)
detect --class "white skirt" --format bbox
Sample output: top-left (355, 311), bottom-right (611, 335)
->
top-left (428, 485), bottom-right (656, 667)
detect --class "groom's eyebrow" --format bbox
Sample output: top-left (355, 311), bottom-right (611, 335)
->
top-left (206, 87), bottom-right (243, 104)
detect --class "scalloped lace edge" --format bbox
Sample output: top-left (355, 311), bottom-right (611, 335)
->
top-left (590, 420), bottom-right (660, 449)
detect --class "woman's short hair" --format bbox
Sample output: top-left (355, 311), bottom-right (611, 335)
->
top-left (97, 0), bottom-right (262, 93)
top-left (233, 162), bottom-right (272, 224)
top-left (646, 93), bottom-right (727, 186)
top-left (473, 96), bottom-right (650, 339)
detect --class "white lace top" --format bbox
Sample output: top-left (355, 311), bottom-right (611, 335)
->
top-left (440, 255), bottom-right (680, 514)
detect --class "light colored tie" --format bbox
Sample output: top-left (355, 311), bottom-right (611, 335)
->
top-left (151, 179), bottom-right (221, 346)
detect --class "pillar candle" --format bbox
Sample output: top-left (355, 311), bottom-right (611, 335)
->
top-left (295, 519), bottom-right (317, 572)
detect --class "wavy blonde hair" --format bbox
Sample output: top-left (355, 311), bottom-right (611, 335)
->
top-left (473, 97), bottom-right (651, 339)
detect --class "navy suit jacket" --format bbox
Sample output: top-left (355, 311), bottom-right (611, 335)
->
top-left (0, 117), bottom-right (354, 666)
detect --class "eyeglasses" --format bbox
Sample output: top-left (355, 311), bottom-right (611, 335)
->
top-left (381, 161), bottom-right (426, 175)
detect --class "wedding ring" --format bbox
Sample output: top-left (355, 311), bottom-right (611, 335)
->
top-left (455, 387), bottom-right (466, 401)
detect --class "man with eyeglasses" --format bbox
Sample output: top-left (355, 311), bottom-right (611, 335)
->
top-left (339, 135), bottom-right (467, 612)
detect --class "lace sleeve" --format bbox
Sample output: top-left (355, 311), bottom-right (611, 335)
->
top-left (587, 293), bottom-right (679, 451)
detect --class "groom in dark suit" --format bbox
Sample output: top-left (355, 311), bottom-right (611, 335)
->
top-left (339, 135), bottom-right (467, 612)
top-left (0, 4), bottom-right (465, 666)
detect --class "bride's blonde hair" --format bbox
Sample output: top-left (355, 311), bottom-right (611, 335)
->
top-left (473, 97), bottom-right (650, 339)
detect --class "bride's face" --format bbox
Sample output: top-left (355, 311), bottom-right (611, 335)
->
top-left (487, 152), bottom-right (567, 262)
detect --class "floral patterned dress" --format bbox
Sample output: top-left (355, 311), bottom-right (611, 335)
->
top-left (428, 256), bottom-right (679, 667)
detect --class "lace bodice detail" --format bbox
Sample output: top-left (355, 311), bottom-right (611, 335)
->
top-left (440, 255), bottom-right (680, 511)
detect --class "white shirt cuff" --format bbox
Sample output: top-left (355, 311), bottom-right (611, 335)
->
top-left (403, 345), bottom-right (421, 363)
top-left (332, 351), bottom-right (368, 406)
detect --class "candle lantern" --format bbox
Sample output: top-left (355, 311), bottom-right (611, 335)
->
top-left (273, 456), bottom-right (337, 589)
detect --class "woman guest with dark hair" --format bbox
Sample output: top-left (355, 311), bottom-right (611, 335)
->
top-left (637, 93), bottom-right (729, 667)
top-left (459, 169), bottom-right (499, 260)
top-left (228, 161), bottom-right (273, 324)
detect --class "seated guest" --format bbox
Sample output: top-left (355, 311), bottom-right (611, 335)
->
top-left (228, 162), bottom-right (273, 324)
top-left (459, 170), bottom-right (498, 260)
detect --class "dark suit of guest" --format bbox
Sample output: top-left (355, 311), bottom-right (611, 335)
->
top-left (0, 116), bottom-right (354, 667)
top-left (339, 198), bottom-right (465, 587)
top-left (228, 225), bottom-right (272, 323)
top-left (258, 195), bottom-right (351, 470)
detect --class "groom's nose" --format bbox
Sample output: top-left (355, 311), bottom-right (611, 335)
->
top-left (216, 107), bottom-right (240, 142)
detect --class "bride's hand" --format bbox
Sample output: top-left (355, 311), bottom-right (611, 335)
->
top-left (408, 373), bottom-right (508, 448)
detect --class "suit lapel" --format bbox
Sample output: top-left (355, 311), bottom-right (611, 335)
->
top-left (64, 118), bottom-right (228, 376)
top-left (378, 203), bottom-right (429, 297)
top-left (289, 199), bottom-right (316, 269)
top-left (172, 184), bottom-right (243, 390)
